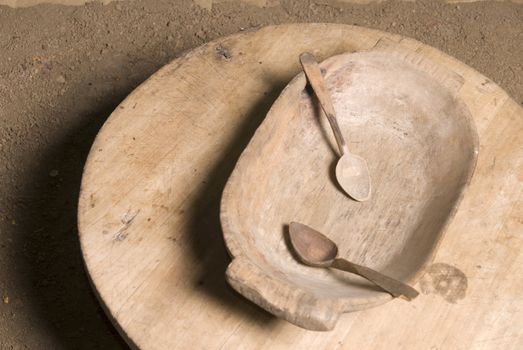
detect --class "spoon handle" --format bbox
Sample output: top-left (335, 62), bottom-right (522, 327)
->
top-left (300, 52), bottom-right (349, 156)
top-left (331, 258), bottom-right (419, 301)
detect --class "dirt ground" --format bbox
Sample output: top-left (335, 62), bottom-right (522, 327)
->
top-left (0, 0), bottom-right (521, 349)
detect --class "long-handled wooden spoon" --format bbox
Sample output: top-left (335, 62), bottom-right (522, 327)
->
top-left (300, 52), bottom-right (371, 201)
top-left (289, 222), bottom-right (419, 300)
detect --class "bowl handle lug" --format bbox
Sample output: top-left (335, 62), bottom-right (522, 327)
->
top-left (226, 257), bottom-right (341, 331)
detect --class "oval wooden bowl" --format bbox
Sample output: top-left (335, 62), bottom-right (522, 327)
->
top-left (220, 41), bottom-right (479, 331)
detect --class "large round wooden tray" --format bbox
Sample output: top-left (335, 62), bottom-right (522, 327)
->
top-left (78, 24), bottom-right (523, 349)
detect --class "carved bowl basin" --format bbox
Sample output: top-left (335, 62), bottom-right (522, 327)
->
top-left (220, 42), bottom-right (479, 331)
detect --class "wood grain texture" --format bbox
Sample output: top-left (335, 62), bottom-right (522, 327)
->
top-left (78, 24), bottom-right (523, 349)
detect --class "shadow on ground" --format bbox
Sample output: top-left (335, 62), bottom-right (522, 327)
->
top-left (12, 99), bottom-right (131, 349)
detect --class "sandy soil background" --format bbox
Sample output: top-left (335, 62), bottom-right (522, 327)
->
top-left (0, 0), bottom-right (522, 348)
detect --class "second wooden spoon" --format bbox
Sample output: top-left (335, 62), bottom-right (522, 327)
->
top-left (289, 222), bottom-right (419, 300)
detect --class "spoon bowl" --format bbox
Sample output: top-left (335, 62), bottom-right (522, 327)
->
top-left (335, 153), bottom-right (371, 201)
top-left (288, 222), bottom-right (338, 267)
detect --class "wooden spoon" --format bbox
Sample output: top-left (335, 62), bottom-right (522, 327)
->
top-left (288, 222), bottom-right (419, 300)
top-left (300, 52), bottom-right (371, 201)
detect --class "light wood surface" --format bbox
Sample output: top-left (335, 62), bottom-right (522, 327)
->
top-left (221, 40), bottom-right (478, 330)
top-left (78, 24), bottom-right (523, 349)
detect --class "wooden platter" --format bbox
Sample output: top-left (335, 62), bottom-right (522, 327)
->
top-left (221, 40), bottom-right (479, 330)
top-left (78, 24), bottom-right (523, 349)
